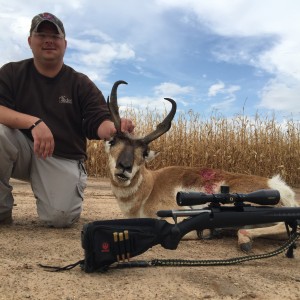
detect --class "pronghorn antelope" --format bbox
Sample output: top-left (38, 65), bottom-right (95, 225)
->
top-left (105, 80), bottom-right (298, 251)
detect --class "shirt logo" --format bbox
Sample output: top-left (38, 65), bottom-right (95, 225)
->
top-left (59, 96), bottom-right (72, 104)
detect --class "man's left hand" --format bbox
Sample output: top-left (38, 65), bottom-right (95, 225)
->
top-left (97, 118), bottom-right (135, 140)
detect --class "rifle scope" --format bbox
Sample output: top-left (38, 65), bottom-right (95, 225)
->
top-left (176, 189), bottom-right (280, 206)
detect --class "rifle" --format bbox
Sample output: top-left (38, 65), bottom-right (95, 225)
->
top-left (39, 189), bottom-right (300, 272)
top-left (78, 189), bottom-right (300, 272)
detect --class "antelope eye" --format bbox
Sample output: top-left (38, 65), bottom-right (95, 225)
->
top-left (142, 149), bottom-right (149, 158)
top-left (109, 138), bottom-right (116, 147)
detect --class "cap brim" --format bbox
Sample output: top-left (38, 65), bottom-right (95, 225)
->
top-left (33, 20), bottom-right (64, 36)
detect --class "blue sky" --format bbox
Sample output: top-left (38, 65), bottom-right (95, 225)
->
top-left (1, 0), bottom-right (300, 121)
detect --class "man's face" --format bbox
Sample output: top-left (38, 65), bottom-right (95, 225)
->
top-left (28, 22), bottom-right (67, 64)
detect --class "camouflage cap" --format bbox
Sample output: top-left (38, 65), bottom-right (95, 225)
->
top-left (30, 12), bottom-right (65, 36)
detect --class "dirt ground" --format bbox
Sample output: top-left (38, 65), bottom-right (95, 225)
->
top-left (0, 178), bottom-right (299, 300)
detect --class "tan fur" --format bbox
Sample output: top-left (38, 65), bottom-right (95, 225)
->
top-left (105, 137), bottom-right (298, 251)
top-left (105, 82), bottom-right (297, 251)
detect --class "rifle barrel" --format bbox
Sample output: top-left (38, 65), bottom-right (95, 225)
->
top-left (176, 206), bottom-right (300, 238)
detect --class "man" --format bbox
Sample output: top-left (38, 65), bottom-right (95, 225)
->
top-left (0, 12), bottom-right (134, 227)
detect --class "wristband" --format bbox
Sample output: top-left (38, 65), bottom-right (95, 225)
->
top-left (29, 119), bottom-right (43, 131)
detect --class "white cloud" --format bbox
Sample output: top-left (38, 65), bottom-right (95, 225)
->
top-left (210, 98), bottom-right (237, 113)
top-left (68, 40), bottom-right (135, 67)
top-left (259, 77), bottom-right (300, 113)
top-left (158, 0), bottom-right (300, 116)
top-left (117, 82), bottom-right (194, 113)
top-left (208, 81), bottom-right (225, 97)
top-left (118, 96), bottom-right (173, 115)
top-left (65, 32), bottom-right (135, 86)
top-left (158, 0), bottom-right (298, 37)
top-left (258, 38), bottom-right (300, 80)
top-left (154, 82), bottom-right (194, 97)
top-left (207, 81), bottom-right (241, 113)
top-left (1, 0), bottom-right (300, 118)
top-left (208, 81), bottom-right (240, 98)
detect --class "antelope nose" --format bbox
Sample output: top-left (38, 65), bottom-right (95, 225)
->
top-left (117, 161), bottom-right (133, 173)
top-left (116, 146), bottom-right (134, 173)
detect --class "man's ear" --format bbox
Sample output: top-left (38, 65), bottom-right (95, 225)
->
top-left (28, 36), bottom-right (32, 48)
top-left (145, 150), bottom-right (160, 163)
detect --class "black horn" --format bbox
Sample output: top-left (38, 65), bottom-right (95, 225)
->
top-left (141, 98), bottom-right (177, 144)
top-left (108, 80), bottom-right (128, 133)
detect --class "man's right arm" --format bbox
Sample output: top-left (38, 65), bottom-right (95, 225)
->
top-left (0, 105), bottom-right (55, 159)
top-left (0, 105), bottom-right (40, 129)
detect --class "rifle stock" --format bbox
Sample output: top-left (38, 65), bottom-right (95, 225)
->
top-left (81, 205), bottom-right (300, 272)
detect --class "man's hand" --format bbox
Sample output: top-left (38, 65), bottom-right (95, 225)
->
top-left (120, 117), bottom-right (135, 134)
top-left (31, 121), bottom-right (55, 159)
top-left (97, 118), bottom-right (135, 140)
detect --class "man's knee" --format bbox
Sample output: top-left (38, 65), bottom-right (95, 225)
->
top-left (40, 209), bottom-right (81, 228)
top-left (0, 124), bottom-right (15, 140)
top-left (0, 125), bottom-right (14, 150)
top-left (0, 124), bottom-right (9, 134)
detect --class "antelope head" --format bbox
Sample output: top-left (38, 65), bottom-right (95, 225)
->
top-left (105, 80), bottom-right (177, 187)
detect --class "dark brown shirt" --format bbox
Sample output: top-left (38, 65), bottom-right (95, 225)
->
top-left (0, 58), bottom-right (111, 160)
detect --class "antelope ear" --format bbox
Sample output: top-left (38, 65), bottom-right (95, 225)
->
top-left (145, 150), bottom-right (160, 163)
top-left (104, 139), bottom-right (113, 153)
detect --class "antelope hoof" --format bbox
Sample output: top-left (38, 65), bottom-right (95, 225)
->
top-left (238, 229), bottom-right (253, 252)
top-left (239, 241), bottom-right (253, 252)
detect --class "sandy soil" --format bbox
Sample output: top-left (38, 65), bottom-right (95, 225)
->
top-left (0, 178), bottom-right (300, 300)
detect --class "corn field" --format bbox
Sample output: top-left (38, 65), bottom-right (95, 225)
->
top-left (86, 108), bottom-right (300, 187)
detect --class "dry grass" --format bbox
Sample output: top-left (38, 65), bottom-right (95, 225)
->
top-left (86, 108), bottom-right (300, 186)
